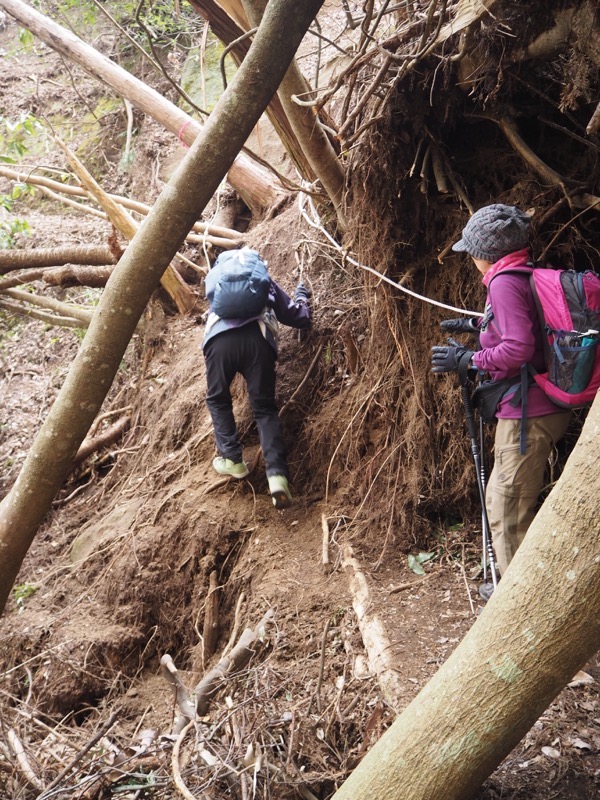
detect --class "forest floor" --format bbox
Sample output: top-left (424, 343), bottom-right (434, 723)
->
top-left (1, 8), bottom-right (600, 800)
top-left (2, 217), bottom-right (599, 799)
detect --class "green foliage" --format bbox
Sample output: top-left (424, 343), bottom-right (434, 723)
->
top-left (0, 218), bottom-right (30, 249)
top-left (6, 182), bottom-right (36, 202)
top-left (407, 551), bottom-right (437, 575)
top-left (0, 180), bottom-right (34, 248)
top-left (113, 771), bottom-right (157, 791)
top-left (48, 0), bottom-right (202, 46)
top-left (138, 2), bottom-right (191, 42)
top-left (13, 582), bottom-right (38, 612)
top-left (17, 27), bottom-right (35, 50)
top-left (0, 112), bottom-right (43, 161)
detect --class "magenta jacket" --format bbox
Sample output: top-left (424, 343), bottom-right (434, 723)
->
top-left (472, 249), bottom-right (561, 419)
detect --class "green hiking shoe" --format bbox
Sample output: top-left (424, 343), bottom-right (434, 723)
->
top-left (212, 457), bottom-right (249, 479)
top-left (268, 475), bottom-right (292, 509)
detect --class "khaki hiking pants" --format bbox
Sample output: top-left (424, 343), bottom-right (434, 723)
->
top-left (486, 411), bottom-right (571, 576)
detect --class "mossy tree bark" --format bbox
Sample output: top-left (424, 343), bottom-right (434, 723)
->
top-left (333, 394), bottom-right (600, 800)
top-left (0, 0), bottom-right (325, 616)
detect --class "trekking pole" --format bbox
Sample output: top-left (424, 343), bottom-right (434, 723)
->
top-left (457, 361), bottom-right (498, 589)
top-left (479, 413), bottom-right (489, 583)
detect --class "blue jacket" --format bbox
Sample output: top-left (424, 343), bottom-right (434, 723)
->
top-left (203, 279), bottom-right (311, 354)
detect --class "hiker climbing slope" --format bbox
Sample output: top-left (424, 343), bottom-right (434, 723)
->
top-left (202, 247), bottom-right (311, 509)
top-left (431, 205), bottom-right (571, 601)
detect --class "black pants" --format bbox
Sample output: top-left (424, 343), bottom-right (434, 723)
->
top-left (204, 323), bottom-right (288, 478)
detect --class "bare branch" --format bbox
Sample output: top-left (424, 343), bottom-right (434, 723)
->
top-left (194, 609), bottom-right (275, 715)
top-left (0, 297), bottom-right (86, 328)
top-left (0, 287), bottom-right (93, 324)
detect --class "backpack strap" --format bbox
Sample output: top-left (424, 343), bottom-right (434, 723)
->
top-left (527, 270), bottom-right (555, 372)
top-left (504, 363), bottom-right (537, 454)
top-left (517, 363), bottom-right (529, 455)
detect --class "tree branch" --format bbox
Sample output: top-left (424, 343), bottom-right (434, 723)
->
top-left (194, 609), bottom-right (275, 715)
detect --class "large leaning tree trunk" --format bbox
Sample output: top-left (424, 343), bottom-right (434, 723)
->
top-left (241, 0), bottom-right (346, 229)
top-left (0, 0), bottom-right (325, 616)
top-left (333, 395), bottom-right (600, 800)
top-left (0, 0), bottom-right (283, 217)
top-left (187, 0), bottom-right (316, 181)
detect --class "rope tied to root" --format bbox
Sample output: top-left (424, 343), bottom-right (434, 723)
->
top-left (298, 192), bottom-right (483, 318)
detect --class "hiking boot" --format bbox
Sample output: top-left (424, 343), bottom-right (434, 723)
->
top-left (479, 581), bottom-right (496, 603)
top-left (212, 457), bottom-right (249, 479)
top-left (268, 475), bottom-right (292, 509)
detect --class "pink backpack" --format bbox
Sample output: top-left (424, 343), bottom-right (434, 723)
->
top-left (529, 268), bottom-right (600, 407)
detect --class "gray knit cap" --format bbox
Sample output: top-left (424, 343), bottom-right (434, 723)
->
top-left (452, 204), bottom-right (531, 262)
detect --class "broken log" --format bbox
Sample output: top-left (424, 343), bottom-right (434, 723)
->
top-left (0, 166), bottom-right (244, 242)
top-left (73, 416), bottom-right (131, 466)
top-left (0, 297), bottom-right (85, 329)
top-left (0, 245), bottom-right (117, 274)
top-left (342, 543), bottom-right (403, 712)
top-left (0, 287), bottom-right (93, 325)
top-left (43, 265), bottom-right (114, 288)
top-left (54, 135), bottom-right (197, 315)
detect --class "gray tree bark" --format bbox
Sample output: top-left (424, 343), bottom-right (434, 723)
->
top-left (0, 0), bottom-right (325, 616)
top-left (332, 394), bottom-right (600, 800)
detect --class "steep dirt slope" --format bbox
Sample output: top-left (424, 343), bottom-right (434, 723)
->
top-left (2, 229), bottom-right (599, 797)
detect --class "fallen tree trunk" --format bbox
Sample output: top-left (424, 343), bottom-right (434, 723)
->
top-left (43, 265), bottom-right (114, 288)
top-left (0, 287), bottom-right (92, 325)
top-left (54, 135), bottom-right (197, 315)
top-left (342, 543), bottom-right (403, 712)
top-left (333, 394), bottom-right (600, 800)
top-left (0, 265), bottom-right (113, 289)
top-left (0, 297), bottom-right (85, 329)
top-left (0, 0), bottom-right (283, 217)
top-left (0, 268), bottom-right (55, 289)
top-left (0, 245), bottom-right (117, 273)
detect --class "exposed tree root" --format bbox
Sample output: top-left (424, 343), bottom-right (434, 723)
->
top-left (342, 543), bottom-right (403, 712)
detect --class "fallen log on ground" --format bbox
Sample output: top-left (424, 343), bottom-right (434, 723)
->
top-left (0, 244), bottom-right (118, 273)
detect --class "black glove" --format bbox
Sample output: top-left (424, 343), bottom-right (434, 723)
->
top-left (440, 317), bottom-right (479, 334)
top-left (294, 281), bottom-right (311, 304)
top-left (431, 344), bottom-right (474, 374)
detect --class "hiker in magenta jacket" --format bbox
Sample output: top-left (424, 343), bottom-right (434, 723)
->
top-left (473, 249), bottom-right (559, 418)
top-left (431, 205), bottom-right (570, 600)
top-left (203, 254), bottom-right (311, 509)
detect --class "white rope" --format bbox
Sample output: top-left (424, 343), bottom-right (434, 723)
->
top-left (298, 192), bottom-right (484, 318)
